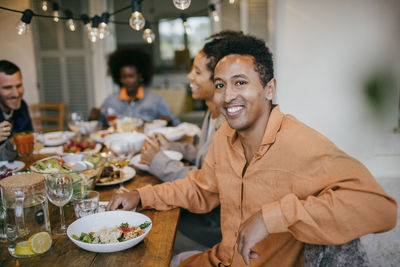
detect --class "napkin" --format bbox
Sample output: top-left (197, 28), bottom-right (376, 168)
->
top-left (176, 122), bottom-right (201, 137)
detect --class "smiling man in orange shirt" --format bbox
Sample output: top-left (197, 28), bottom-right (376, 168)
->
top-left (108, 35), bottom-right (397, 266)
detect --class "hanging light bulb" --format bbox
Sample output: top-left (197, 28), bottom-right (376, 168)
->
top-left (52, 3), bottom-right (59, 22)
top-left (99, 12), bottom-right (110, 39)
top-left (129, 0), bottom-right (145, 31)
top-left (88, 15), bottom-right (100, 43)
top-left (16, 9), bottom-right (34, 35)
top-left (209, 4), bottom-right (219, 22)
top-left (180, 14), bottom-right (191, 35)
top-left (80, 14), bottom-right (91, 32)
top-left (64, 10), bottom-right (76, 32)
top-left (142, 21), bottom-right (155, 44)
top-left (41, 0), bottom-right (48, 12)
top-left (173, 0), bottom-right (191, 10)
top-left (229, 0), bottom-right (235, 4)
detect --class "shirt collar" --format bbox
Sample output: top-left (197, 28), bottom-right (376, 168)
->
top-left (220, 105), bottom-right (284, 147)
top-left (119, 86), bottom-right (144, 101)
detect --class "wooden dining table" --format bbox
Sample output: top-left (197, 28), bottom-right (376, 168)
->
top-left (0, 153), bottom-right (180, 267)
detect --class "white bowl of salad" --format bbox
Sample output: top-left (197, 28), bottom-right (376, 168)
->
top-left (67, 210), bottom-right (152, 253)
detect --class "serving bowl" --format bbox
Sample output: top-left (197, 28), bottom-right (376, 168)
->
top-left (104, 132), bottom-right (146, 155)
top-left (67, 211), bottom-right (152, 253)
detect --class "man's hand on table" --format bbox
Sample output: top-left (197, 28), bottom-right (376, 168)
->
top-left (237, 210), bottom-right (269, 266)
top-left (107, 190), bottom-right (141, 211)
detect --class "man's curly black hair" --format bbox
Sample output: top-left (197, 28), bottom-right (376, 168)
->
top-left (214, 35), bottom-right (274, 87)
top-left (202, 31), bottom-right (244, 80)
top-left (107, 48), bottom-right (153, 86)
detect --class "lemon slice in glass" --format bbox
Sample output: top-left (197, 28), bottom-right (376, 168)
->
top-left (28, 232), bottom-right (52, 254)
top-left (14, 241), bottom-right (35, 256)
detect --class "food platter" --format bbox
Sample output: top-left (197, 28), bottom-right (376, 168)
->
top-left (96, 166), bottom-right (136, 186)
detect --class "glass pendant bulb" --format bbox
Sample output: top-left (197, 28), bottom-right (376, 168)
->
top-left (16, 9), bottom-right (33, 36)
top-left (98, 23), bottom-right (110, 39)
top-left (66, 19), bottom-right (76, 31)
top-left (143, 28), bottom-right (155, 44)
top-left (173, 0), bottom-right (191, 10)
top-left (53, 10), bottom-right (59, 22)
top-left (229, 0), bottom-right (235, 4)
top-left (41, 0), bottom-right (48, 12)
top-left (183, 21), bottom-right (191, 35)
top-left (52, 3), bottom-right (59, 22)
top-left (209, 4), bottom-right (219, 22)
top-left (81, 14), bottom-right (91, 32)
top-left (129, 11), bottom-right (145, 31)
top-left (16, 22), bottom-right (29, 35)
top-left (89, 28), bottom-right (99, 43)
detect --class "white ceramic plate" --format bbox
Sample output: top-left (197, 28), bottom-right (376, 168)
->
top-left (67, 210), bottom-right (152, 253)
top-left (90, 130), bottom-right (112, 144)
top-left (146, 127), bottom-right (185, 141)
top-left (130, 150), bottom-right (183, 172)
top-left (0, 160), bottom-right (25, 171)
top-left (43, 131), bottom-right (75, 146)
top-left (96, 166), bottom-right (136, 186)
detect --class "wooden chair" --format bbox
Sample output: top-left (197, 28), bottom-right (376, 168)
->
top-left (29, 102), bottom-right (65, 132)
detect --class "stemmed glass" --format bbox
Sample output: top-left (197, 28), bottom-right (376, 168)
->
top-left (105, 108), bottom-right (117, 127)
top-left (68, 112), bottom-right (84, 139)
top-left (108, 139), bottom-right (131, 193)
top-left (44, 174), bottom-right (73, 235)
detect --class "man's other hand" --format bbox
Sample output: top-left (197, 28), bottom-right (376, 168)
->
top-left (106, 190), bottom-right (140, 211)
top-left (237, 210), bottom-right (269, 266)
top-left (0, 121), bottom-right (12, 141)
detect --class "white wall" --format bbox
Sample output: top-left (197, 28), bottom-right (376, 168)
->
top-left (272, 0), bottom-right (400, 178)
top-left (0, 0), bottom-right (39, 104)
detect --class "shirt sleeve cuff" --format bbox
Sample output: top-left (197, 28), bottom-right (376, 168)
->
top-left (262, 201), bottom-right (289, 234)
top-left (137, 185), bottom-right (156, 209)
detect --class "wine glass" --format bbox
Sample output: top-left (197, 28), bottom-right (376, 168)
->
top-left (108, 139), bottom-right (131, 192)
top-left (68, 112), bottom-right (84, 139)
top-left (105, 108), bottom-right (117, 127)
top-left (44, 174), bottom-right (73, 235)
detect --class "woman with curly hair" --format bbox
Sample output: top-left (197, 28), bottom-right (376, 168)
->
top-left (100, 48), bottom-right (180, 126)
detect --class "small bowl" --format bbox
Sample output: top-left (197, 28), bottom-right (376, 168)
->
top-left (67, 210), bottom-right (152, 253)
top-left (104, 132), bottom-right (146, 155)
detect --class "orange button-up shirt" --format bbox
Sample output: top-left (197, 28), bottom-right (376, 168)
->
top-left (138, 106), bottom-right (397, 266)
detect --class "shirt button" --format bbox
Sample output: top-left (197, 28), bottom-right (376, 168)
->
top-left (235, 232), bottom-right (238, 237)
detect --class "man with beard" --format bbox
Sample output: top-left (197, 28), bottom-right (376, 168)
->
top-left (0, 60), bottom-right (33, 159)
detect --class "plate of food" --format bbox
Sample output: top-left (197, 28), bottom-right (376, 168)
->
top-left (90, 130), bottom-right (113, 144)
top-left (96, 165), bottom-right (136, 186)
top-left (130, 150), bottom-right (183, 172)
top-left (63, 140), bottom-right (102, 154)
top-left (0, 160), bottom-right (25, 172)
top-left (146, 127), bottom-right (185, 141)
top-left (43, 131), bottom-right (76, 146)
top-left (67, 210), bottom-right (152, 253)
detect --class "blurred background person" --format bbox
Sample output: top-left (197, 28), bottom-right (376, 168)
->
top-left (99, 48), bottom-right (180, 127)
top-left (140, 31), bottom-right (243, 253)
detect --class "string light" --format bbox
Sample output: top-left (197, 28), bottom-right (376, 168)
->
top-left (209, 4), bottom-right (219, 22)
top-left (64, 9), bottom-right (76, 32)
top-left (99, 12), bottom-right (110, 39)
top-left (16, 9), bottom-right (34, 35)
top-left (52, 2), bottom-right (59, 22)
top-left (41, 0), bottom-right (48, 12)
top-left (129, 0), bottom-right (145, 31)
top-left (229, 0), bottom-right (235, 4)
top-left (80, 14), bottom-right (91, 31)
top-left (172, 0), bottom-right (191, 10)
top-left (142, 21), bottom-right (155, 44)
top-left (88, 15), bottom-right (100, 43)
top-left (180, 14), bottom-right (191, 35)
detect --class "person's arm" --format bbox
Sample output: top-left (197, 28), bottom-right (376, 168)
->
top-left (0, 139), bottom-right (17, 161)
top-left (148, 151), bottom-right (197, 182)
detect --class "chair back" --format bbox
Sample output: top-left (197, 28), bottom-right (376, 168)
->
top-left (29, 102), bottom-right (65, 132)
